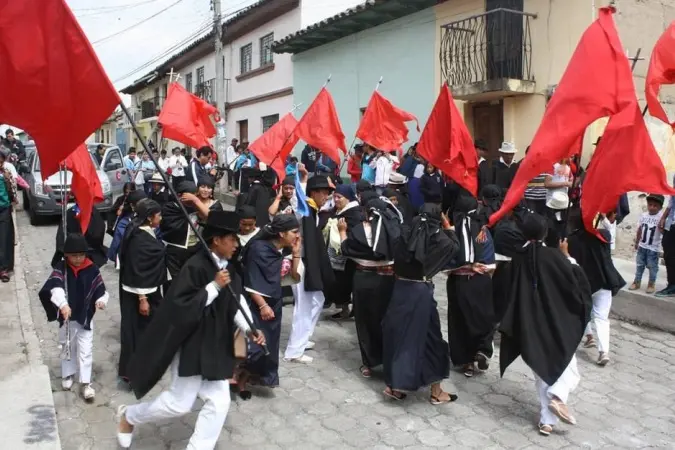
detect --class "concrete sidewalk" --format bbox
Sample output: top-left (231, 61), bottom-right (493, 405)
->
top-left (612, 256), bottom-right (675, 332)
top-left (0, 242), bottom-right (60, 449)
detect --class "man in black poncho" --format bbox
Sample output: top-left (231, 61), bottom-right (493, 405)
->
top-left (243, 168), bottom-right (273, 227)
top-left (160, 180), bottom-right (201, 279)
top-left (499, 213), bottom-right (592, 436)
top-left (117, 210), bottom-right (265, 450)
top-left (283, 175), bottom-right (335, 364)
top-left (52, 200), bottom-right (108, 268)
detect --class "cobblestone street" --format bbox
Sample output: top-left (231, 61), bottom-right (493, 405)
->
top-left (17, 211), bottom-right (675, 449)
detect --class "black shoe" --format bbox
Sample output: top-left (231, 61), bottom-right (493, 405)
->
top-left (475, 352), bottom-right (490, 371)
top-left (655, 285), bottom-right (675, 297)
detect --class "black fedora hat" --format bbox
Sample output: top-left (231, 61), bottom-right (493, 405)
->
top-left (204, 211), bottom-right (240, 238)
top-left (306, 175), bottom-right (333, 194)
top-left (63, 233), bottom-right (89, 254)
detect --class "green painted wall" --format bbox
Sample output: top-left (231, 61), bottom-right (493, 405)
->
top-left (290, 8), bottom-right (437, 167)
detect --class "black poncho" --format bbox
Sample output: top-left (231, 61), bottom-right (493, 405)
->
top-left (52, 206), bottom-right (107, 268)
top-left (568, 228), bottom-right (626, 295)
top-left (499, 244), bottom-right (592, 385)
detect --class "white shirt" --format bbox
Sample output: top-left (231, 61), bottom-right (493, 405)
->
top-left (169, 155), bottom-right (188, 177)
top-left (157, 157), bottom-right (170, 172)
top-left (204, 253), bottom-right (253, 333)
top-left (371, 153), bottom-right (398, 187)
top-left (600, 218), bottom-right (616, 251)
top-left (237, 228), bottom-right (260, 248)
top-left (225, 145), bottom-right (238, 166)
top-left (637, 210), bottom-right (664, 252)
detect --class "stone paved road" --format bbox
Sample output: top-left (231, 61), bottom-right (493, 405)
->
top-left (17, 210), bottom-right (675, 449)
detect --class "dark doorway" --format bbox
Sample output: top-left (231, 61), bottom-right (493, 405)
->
top-left (486, 0), bottom-right (524, 80)
top-left (472, 101), bottom-right (504, 162)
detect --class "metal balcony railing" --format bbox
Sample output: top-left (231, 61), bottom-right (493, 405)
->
top-left (195, 79), bottom-right (216, 105)
top-left (440, 8), bottom-right (536, 87)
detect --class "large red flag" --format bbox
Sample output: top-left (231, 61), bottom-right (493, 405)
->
top-left (65, 144), bottom-right (104, 233)
top-left (158, 83), bottom-right (218, 149)
top-left (280, 88), bottom-right (346, 165)
top-left (416, 84), bottom-right (478, 197)
top-left (249, 113), bottom-right (299, 182)
top-left (645, 21), bottom-right (675, 127)
top-left (0, 0), bottom-right (120, 179)
top-left (582, 103), bottom-right (675, 237)
top-left (356, 91), bottom-right (419, 152)
top-left (489, 7), bottom-right (635, 226)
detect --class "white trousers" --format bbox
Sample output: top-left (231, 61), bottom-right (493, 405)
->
top-left (533, 355), bottom-right (580, 426)
top-left (126, 354), bottom-right (231, 450)
top-left (284, 277), bottom-right (325, 359)
top-left (59, 321), bottom-right (93, 384)
top-left (584, 289), bottom-right (612, 353)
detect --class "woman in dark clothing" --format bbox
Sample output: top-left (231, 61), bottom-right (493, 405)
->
top-left (239, 215), bottom-right (301, 394)
top-left (325, 184), bottom-right (363, 319)
top-left (108, 190), bottom-right (146, 267)
top-left (107, 182), bottom-right (136, 236)
top-left (446, 194), bottom-right (497, 377)
top-left (117, 199), bottom-right (166, 382)
top-left (419, 163), bottom-right (443, 205)
top-left (339, 195), bottom-right (402, 377)
top-left (382, 204), bottom-right (460, 404)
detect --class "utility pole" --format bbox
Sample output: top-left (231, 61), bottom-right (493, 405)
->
top-left (212, 0), bottom-right (224, 114)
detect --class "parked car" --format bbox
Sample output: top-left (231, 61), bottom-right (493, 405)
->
top-left (21, 144), bottom-right (127, 225)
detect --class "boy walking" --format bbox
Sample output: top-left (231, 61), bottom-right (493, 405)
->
top-left (38, 233), bottom-right (108, 401)
top-left (630, 194), bottom-right (665, 294)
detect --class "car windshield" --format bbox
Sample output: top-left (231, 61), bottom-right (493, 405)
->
top-left (34, 151), bottom-right (100, 172)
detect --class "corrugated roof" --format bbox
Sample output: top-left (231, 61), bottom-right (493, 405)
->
top-left (273, 0), bottom-right (438, 54)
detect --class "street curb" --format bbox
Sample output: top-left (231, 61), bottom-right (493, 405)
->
top-left (11, 241), bottom-right (62, 449)
top-left (612, 288), bottom-right (675, 334)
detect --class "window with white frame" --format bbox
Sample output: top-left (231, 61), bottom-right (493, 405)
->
top-left (240, 43), bottom-right (253, 74)
top-left (260, 33), bottom-right (274, 66)
top-left (261, 114), bottom-right (279, 133)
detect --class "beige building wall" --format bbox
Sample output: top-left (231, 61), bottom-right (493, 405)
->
top-left (435, 0), bottom-right (675, 166)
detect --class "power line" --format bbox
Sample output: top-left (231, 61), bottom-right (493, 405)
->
top-left (92, 0), bottom-right (186, 46)
top-left (112, 19), bottom-right (214, 84)
top-left (73, 0), bottom-right (162, 12)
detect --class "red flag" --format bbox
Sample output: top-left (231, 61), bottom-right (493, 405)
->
top-left (489, 7), bottom-right (635, 226)
top-left (158, 83), bottom-right (218, 149)
top-left (64, 144), bottom-right (103, 233)
top-left (356, 91), bottom-right (419, 152)
top-left (0, 0), bottom-right (120, 179)
top-left (582, 103), bottom-right (675, 238)
top-left (281, 88), bottom-right (346, 165)
top-left (249, 113), bottom-right (299, 182)
top-left (645, 21), bottom-right (675, 127)
top-left (416, 84), bottom-right (478, 197)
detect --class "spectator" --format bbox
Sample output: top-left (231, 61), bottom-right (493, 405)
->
top-left (234, 145), bottom-right (257, 193)
top-left (300, 145), bottom-right (318, 174)
top-left (316, 152), bottom-right (337, 177)
top-left (347, 145), bottom-right (363, 183)
top-left (168, 147), bottom-right (188, 189)
top-left (286, 156), bottom-right (298, 177)
top-left (187, 146), bottom-right (216, 185)
top-left (658, 178), bottom-right (675, 297)
top-left (630, 194), bottom-right (665, 294)
top-left (419, 163), bottom-right (443, 205)
top-left (94, 144), bottom-right (106, 166)
top-left (157, 149), bottom-right (170, 173)
top-left (2, 129), bottom-right (25, 163)
top-left (123, 147), bottom-right (138, 182)
top-left (224, 138), bottom-right (239, 191)
top-left (371, 149), bottom-right (398, 194)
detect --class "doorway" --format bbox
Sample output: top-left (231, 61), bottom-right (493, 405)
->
top-left (238, 119), bottom-right (249, 143)
top-left (486, 0), bottom-right (524, 80)
top-left (472, 101), bottom-right (504, 161)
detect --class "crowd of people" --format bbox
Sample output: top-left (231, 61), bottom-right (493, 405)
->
top-left (3, 132), bottom-right (667, 448)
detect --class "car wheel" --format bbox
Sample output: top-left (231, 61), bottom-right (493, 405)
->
top-left (26, 196), bottom-right (41, 226)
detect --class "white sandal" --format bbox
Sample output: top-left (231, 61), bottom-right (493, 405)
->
top-left (116, 405), bottom-right (133, 449)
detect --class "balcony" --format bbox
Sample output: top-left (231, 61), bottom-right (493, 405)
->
top-left (140, 96), bottom-right (164, 120)
top-left (195, 79), bottom-right (216, 105)
top-left (440, 8), bottom-right (537, 101)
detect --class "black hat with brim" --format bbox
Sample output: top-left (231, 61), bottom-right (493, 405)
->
top-left (176, 181), bottom-right (198, 195)
top-left (306, 175), bottom-right (333, 194)
top-left (63, 233), bottom-right (89, 254)
top-left (127, 190), bottom-right (147, 205)
top-left (203, 210), bottom-right (240, 239)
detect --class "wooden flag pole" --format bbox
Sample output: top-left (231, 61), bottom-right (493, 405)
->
top-left (119, 101), bottom-right (269, 355)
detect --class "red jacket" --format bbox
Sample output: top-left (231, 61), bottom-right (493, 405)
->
top-left (347, 156), bottom-right (362, 183)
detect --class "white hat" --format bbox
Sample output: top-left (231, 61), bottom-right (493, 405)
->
top-left (148, 172), bottom-right (165, 184)
top-left (546, 190), bottom-right (569, 210)
top-left (499, 141), bottom-right (517, 154)
top-left (388, 172), bottom-right (408, 185)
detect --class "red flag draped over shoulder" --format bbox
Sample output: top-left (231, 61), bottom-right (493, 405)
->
top-left (488, 7), bottom-right (635, 226)
top-left (65, 144), bottom-right (103, 233)
top-left (158, 83), bottom-right (218, 149)
top-left (356, 91), bottom-right (420, 152)
top-left (645, 21), bottom-right (675, 127)
top-left (249, 113), bottom-right (299, 181)
top-left (416, 84), bottom-right (478, 197)
top-left (0, 0), bottom-right (120, 178)
top-left (280, 88), bottom-right (346, 165)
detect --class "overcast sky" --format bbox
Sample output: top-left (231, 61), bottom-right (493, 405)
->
top-left (67, 0), bottom-right (259, 90)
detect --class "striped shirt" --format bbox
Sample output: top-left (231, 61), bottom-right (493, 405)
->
top-left (524, 173), bottom-right (548, 200)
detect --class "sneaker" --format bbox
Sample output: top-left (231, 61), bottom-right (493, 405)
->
top-left (628, 282), bottom-right (640, 291)
top-left (305, 341), bottom-right (316, 351)
top-left (655, 286), bottom-right (675, 297)
top-left (284, 354), bottom-right (313, 364)
top-left (597, 352), bottom-right (610, 366)
top-left (82, 384), bottom-right (95, 401)
top-left (61, 376), bottom-right (73, 391)
top-left (475, 352), bottom-right (490, 371)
